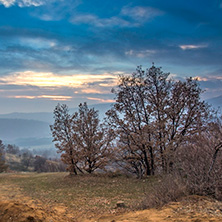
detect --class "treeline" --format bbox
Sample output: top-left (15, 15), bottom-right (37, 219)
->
top-left (50, 64), bottom-right (222, 201)
top-left (0, 140), bottom-right (66, 172)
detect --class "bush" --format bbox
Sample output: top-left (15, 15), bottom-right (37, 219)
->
top-left (141, 174), bottom-right (187, 209)
top-left (175, 141), bottom-right (222, 200)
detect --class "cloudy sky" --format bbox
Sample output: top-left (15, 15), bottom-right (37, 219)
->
top-left (0, 0), bottom-right (221, 114)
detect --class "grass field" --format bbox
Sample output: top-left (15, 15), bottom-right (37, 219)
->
top-left (0, 172), bottom-right (153, 218)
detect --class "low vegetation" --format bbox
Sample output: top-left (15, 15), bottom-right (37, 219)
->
top-left (0, 140), bottom-right (66, 173)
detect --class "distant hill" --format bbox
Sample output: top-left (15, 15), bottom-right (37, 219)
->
top-left (0, 118), bottom-right (50, 140)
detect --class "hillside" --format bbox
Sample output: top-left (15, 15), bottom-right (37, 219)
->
top-left (0, 118), bottom-right (51, 146)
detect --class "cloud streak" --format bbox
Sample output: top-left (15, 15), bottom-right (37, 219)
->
top-left (71, 14), bottom-right (133, 28)
top-left (87, 97), bottom-right (115, 103)
top-left (0, 0), bottom-right (44, 7)
top-left (179, 44), bottom-right (208, 50)
top-left (10, 95), bottom-right (72, 101)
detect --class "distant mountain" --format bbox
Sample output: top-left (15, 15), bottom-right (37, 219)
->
top-left (206, 95), bottom-right (222, 109)
top-left (0, 103), bottom-right (114, 123)
top-left (0, 112), bottom-right (53, 123)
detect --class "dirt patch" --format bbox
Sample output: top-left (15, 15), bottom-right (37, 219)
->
top-left (0, 200), bottom-right (73, 222)
top-left (91, 196), bottom-right (222, 222)
top-left (1, 196), bottom-right (222, 222)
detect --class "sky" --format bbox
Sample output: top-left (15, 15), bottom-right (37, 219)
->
top-left (0, 0), bottom-right (222, 114)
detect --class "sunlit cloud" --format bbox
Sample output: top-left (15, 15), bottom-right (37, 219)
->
top-left (0, 71), bottom-right (118, 88)
top-left (87, 97), bottom-right (115, 103)
top-left (194, 75), bottom-right (222, 81)
top-left (194, 75), bottom-right (222, 99)
top-left (81, 89), bottom-right (104, 94)
top-left (9, 95), bottom-right (72, 101)
top-left (0, 0), bottom-right (44, 7)
top-left (179, 44), bottom-right (208, 50)
top-left (195, 76), bottom-right (209, 81)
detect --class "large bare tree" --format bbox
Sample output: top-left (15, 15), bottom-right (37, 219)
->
top-left (106, 64), bottom-right (209, 177)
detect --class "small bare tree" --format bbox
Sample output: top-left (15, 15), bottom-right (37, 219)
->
top-left (72, 103), bottom-right (114, 173)
top-left (50, 104), bottom-right (81, 174)
top-left (51, 103), bottom-right (114, 174)
top-left (0, 140), bottom-right (7, 172)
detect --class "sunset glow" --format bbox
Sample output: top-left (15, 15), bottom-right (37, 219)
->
top-left (0, 71), bottom-right (118, 88)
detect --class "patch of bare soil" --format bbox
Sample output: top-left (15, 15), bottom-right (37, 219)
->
top-left (0, 200), bottom-right (73, 222)
top-left (0, 179), bottom-right (74, 222)
top-left (91, 196), bottom-right (222, 222)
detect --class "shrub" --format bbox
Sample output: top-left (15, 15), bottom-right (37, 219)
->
top-left (141, 173), bottom-right (187, 209)
top-left (175, 142), bottom-right (222, 200)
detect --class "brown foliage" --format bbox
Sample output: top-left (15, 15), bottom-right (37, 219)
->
top-left (141, 174), bottom-right (187, 209)
top-left (106, 64), bottom-right (209, 177)
top-left (175, 117), bottom-right (222, 200)
top-left (51, 102), bottom-right (114, 174)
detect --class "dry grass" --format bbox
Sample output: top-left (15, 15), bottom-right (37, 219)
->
top-left (0, 172), bottom-right (154, 217)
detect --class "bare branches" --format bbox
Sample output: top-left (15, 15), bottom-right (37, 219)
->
top-left (51, 102), bottom-right (114, 174)
top-left (107, 64), bottom-right (209, 177)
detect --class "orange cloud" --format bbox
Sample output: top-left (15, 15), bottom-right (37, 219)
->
top-left (87, 97), bottom-right (115, 103)
top-left (10, 95), bottom-right (72, 101)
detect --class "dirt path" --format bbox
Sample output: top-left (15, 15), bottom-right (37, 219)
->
top-left (1, 175), bottom-right (222, 222)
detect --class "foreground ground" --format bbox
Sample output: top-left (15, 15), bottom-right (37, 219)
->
top-left (0, 172), bottom-right (222, 222)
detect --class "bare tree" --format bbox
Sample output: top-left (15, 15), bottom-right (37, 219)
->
top-left (21, 151), bottom-right (33, 171)
top-left (6, 144), bottom-right (20, 155)
top-left (106, 64), bottom-right (208, 177)
top-left (72, 103), bottom-right (114, 173)
top-left (50, 104), bottom-right (81, 174)
top-left (0, 140), bottom-right (7, 172)
top-left (51, 102), bottom-right (114, 174)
